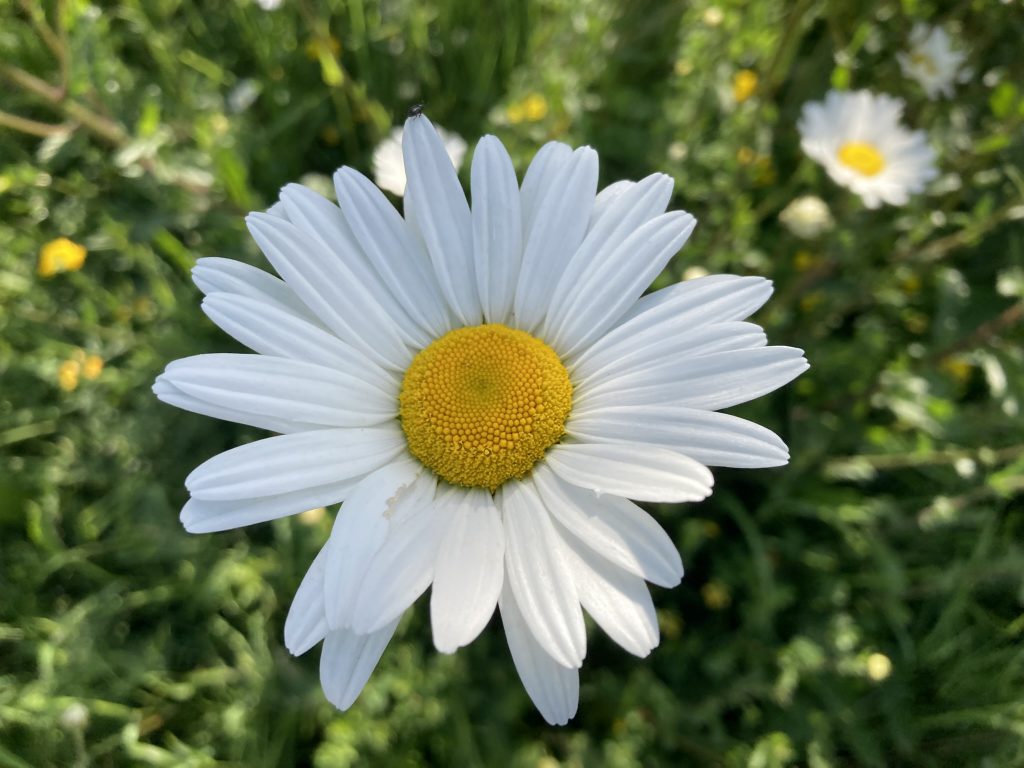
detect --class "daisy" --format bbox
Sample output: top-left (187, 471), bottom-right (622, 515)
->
top-left (897, 23), bottom-right (967, 100)
top-left (155, 115), bottom-right (808, 725)
top-left (798, 89), bottom-right (938, 209)
top-left (778, 195), bottom-right (834, 239)
top-left (372, 124), bottom-right (467, 197)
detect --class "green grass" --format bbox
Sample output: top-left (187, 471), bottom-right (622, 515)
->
top-left (2, 0), bottom-right (1023, 765)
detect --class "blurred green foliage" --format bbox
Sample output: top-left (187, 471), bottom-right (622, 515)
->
top-left (2, 0), bottom-right (1024, 766)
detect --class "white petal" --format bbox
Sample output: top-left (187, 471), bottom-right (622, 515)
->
top-left (430, 488), bottom-right (505, 653)
top-left (200, 292), bottom-right (397, 390)
top-left (319, 620), bottom-right (399, 711)
top-left (246, 212), bottom-right (412, 371)
top-left (575, 346), bottom-right (809, 412)
top-left (349, 472), bottom-right (442, 634)
top-left (544, 442), bottom-right (713, 503)
top-left (191, 256), bottom-right (320, 324)
top-left (500, 479), bottom-right (586, 669)
top-left (571, 321), bottom-right (765, 389)
top-left (185, 425), bottom-right (406, 501)
top-left (180, 480), bottom-right (356, 533)
top-left (154, 376), bottom-right (302, 434)
top-left (549, 210), bottom-right (696, 356)
top-left (499, 582), bottom-right (579, 726)
top-left (285, 545), bottom-right (330, 656)
top-left (544, 173), bottom-right (675, 344)
top-left (559, 530), bottom-right (659, 658)
top-left (471, 135), bottom-right (523, 325)
top-left (334, 167), bottom-right (452, 338)
top-left (279, 183), bottom-right (432, 348)
top-left (588, 180), bottom-right (636, 227)
top-left (513, 146), bottom-right (598, 332)
top-left (323, 459), bottom-right (423, 630)
top-left (402, 115), bottom-right (481, 326)
top-left (531, 464), bottom-right (683, 587)
top-left (519, 141), bottom-right (573, 236)
top-left (567, 405), bottom-right (789, 468)
top-left (615, 273), bottom-right (773, 330)
top-left (159, 354), bottom-right (396, 429)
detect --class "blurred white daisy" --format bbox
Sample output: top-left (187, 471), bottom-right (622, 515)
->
top-left (798, 90), bottom-right (938, 209)
top-left (779, 195), bottom-right (834, 239)
top-left (155, 115), bottom-right (807, 725)
top-left (898, 24), bottom-right (967, 99)
top-left (372, 124), bottom-right (467, 196)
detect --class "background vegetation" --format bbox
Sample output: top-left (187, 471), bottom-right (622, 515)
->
top-left (2, 0), bottom-right (1023, 765)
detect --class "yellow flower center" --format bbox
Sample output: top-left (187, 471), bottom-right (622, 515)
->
top-left (910, 52), bottom-right (938, 76)
top-left (399, 324), bottom-right (573, 490)
top-left (837, 141), bottom-right (885, 177)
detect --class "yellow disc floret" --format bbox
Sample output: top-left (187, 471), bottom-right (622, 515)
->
top-left (837, 141), bottom-right (886, 177)
top-left (399, 324), bottom-right (573, 490)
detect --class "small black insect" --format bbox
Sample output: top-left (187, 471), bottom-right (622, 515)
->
top-left (408, 103), bottom-right (425, 119)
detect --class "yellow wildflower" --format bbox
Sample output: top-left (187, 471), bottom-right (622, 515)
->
top-left (900, 274), bottom-right (921, 295)
top-left (82, 355), bottom-right (104, 380)
top-left (507, 93), bottom-right (549, 124)
top-left (58, 360), bottom-right (81, 392)
top-left (38, 238), bottom-right (87, 277)
top-left (939, 357), bottom-right (972, 384)
top-left (800, 292), bottom-right (824, 312)
top-left (733, 69), bottom-right (758, 103)
top-left (793, 250), bottom-right (820, 272)
top-left (521, 93), bottom-right (548, 121)
top-left (702, 580), bottom-right (731, 610)
top-left (737, 145), bottom-right (756, 165)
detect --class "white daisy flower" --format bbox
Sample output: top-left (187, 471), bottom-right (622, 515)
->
top-left (798, 90), bottom-right (938, 209)
top-left (779, 195), bottom-right (834, 239)
top-left (154, 115), bottom-right (808, 725)
top-left (372, 124), bottom-right (468, 197)
top-left (897, 24), bottom-right (967, 100)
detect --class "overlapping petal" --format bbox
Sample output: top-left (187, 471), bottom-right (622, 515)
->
top-left (430, 488), bottom-right (505, 653)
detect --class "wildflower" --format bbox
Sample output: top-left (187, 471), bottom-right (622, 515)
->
top-left (798, 90), bottom-right (937, 208)
top-left (779, 195), bottom-right (834, 239)
top-left (508, 94), bottom-right (549, 124)
top-left (732, 69), bottom-right (758, 103)
top-left (58, 360), bottom-right (80, 392)
top-left (372, 125), bottom-right (467, 197)
top-left (793, 250), bottom-right (821, 272)
top-left (898, 24), bottom-right (967, 99)
top-left (702, 580), bottom-right (731, 610)
top-left (155, 115), bottom-right (807, 724)
top-left (82, 355), bottom-right (104, 380)
top-left (38, 238), bottom-right (87, 277)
